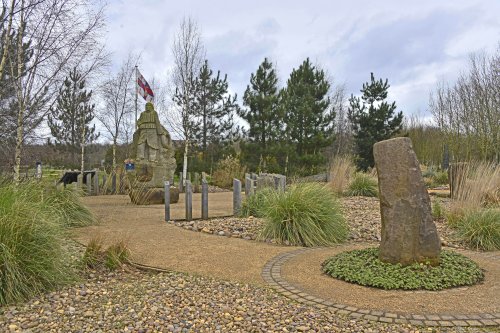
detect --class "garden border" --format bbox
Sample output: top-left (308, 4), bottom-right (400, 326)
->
top-left (261, 247), bottom-right (500, 328)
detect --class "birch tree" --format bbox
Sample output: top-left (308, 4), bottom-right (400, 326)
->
top-left (97, 54), bottom-right (137, 171)
top-left (170, 17), bottom-right (205, 183)
top-left (2, 0), bottom-right (107, 183)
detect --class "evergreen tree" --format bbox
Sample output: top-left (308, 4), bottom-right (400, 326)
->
top-left (348, 73), bottom-right (404, 171)
top-left (281, 58), bottom-right (335, 175)
top-left (192, 60), bottom-right (238, 170)
top-left (47, 68), bottom-right (98, 170)
top-left (239, 58), bottom-right (281, 171)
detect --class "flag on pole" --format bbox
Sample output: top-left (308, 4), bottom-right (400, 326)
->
top-left (137, 69), bottom-right (154, 102)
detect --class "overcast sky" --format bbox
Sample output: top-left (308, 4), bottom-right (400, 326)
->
top-left (104, 0), bottom-right (500, 119)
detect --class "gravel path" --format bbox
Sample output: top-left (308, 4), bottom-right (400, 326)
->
top-left (1, 266), bottom-right (494, 333)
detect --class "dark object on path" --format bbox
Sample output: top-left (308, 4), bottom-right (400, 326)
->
top-left (58, 170), bottom-right (95, 186)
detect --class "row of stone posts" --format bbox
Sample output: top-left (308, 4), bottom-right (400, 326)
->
top-left (164, 178), bottom-right (210, 222)
top-left (72, 171), bottom-right (126, 196)
top-left (176, 171), bottom-right (207, 193)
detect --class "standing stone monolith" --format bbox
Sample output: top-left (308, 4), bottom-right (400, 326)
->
top-left (373, 137), bottom-right (441, 266)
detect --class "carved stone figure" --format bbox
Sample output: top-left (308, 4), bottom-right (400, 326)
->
top-left (128, 102), bottom-right (177, 204)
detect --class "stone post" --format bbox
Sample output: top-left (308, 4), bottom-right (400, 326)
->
top-left (102, 174), bottom-right (107, 194)
top-left (194, 173), bottom-right (200, 193)
top-left (86, 173), bottom-right (92, 196)
top-left (77, 173), bottom-right (83, 191)
top-left (179, 172), bottom-right (184, 193)
top-left (245, 177), bottom-right (251, 197)
top-left (373, 137), bottom-right (441, 266)
top-left (164, 181), bottom-right (170, 222)
top-left (111, 173), bottom-right (117, 194)
top-left (201, 179), bottom-right (208, 220)
top-left (93, 171), bottom-right (99, 196)
top-left (279, 175), bottom-right (286, 192)
top-left (185, 180), bottom-right (192, 221)
top-left (233, 179), bottom-right (242, 216)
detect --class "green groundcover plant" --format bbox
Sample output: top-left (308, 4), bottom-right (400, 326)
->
top-left (322, 248), bottom-right (484, 291)
top-left (0, 181), bottom-right (96, 305)
top-left (258, 183), bottom-right (348, 246)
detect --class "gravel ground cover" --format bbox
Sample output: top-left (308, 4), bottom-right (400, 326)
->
top-left (173, 196), bottom-right (463, 248)
top-left (1, 266), bottom-right (494, 333)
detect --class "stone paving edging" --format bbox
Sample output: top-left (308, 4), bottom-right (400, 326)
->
top-left (261, 247), bottom-right (500, 328)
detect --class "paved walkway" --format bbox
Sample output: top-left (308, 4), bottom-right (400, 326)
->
top-left (77, 195), bottom-right (500, 328)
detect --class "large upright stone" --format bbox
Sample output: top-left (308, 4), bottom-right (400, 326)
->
top-left (373, 137), bottom-right (441, 266)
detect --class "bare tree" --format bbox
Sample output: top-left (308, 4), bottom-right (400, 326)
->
top-left (2, 0), bottom-right (107, 182)
top-left (97, 53), bottom-right (138, 171)
top-left (170, 16), bottom-right (205, 183)
top-left (430, 47), bottom-right (500, 162)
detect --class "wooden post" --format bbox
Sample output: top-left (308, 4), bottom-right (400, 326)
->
top-left (202, 179), bottom-right (208, 220)
top-left (233, 179), bottom-right (242, 216)
top-left (449, 162), bottom-right (468, 199)
top-left (86, 173), bottom-right (92, 196)
top-left (164, 181), bottom-right (170, 222)
top-left (185, 180), bottom-right (192, 221)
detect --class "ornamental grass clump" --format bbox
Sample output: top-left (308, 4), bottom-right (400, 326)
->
top-left (345, 172), bottom-right (378, 197)
top-left (258, 183), bottom-right (348, 246)
top-left (0, 181), bottom-right (95, 305)
top-left (329, 155), bottom-right (355, 195)
top-left (454, 208), bottom-right (500, 251)
top-left (240, 188), bottom-right (273, 218)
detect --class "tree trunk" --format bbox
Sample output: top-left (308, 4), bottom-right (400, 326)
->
top-left (112, 139), bottom-right (117, 172)
top-left (182, 139), bottom-right (189, 184)
top-left (80, 117), bottom-right (86, 174)
top-left (13, 0), bottom-right (25, 185)
top-left (0, 0), bottom-right (16, 79)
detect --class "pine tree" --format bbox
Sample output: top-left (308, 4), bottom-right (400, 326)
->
top-left (280, 58), bottom-right (335, 175)
top-left (192, 60), bottom-right (238, 170)
top-left (239, 58), bottom-right (281, 171)
top-left (348, 73), bottom-right (404, 171)
top-left (47, 68), bottom-right (98, 171)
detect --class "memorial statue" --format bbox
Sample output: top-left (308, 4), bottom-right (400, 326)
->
top-left (135, 102), bottom-right (173, 163)
top-left (128, 102), bottom-right (178, 204)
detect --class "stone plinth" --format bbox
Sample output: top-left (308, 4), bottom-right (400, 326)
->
top-left (129, 186), bottom-right (179, 205)
top-left (373, 137), bottom-right (441, 266)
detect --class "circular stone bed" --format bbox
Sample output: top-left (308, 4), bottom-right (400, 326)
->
top-left (322, 247), bottom-right (484, 291)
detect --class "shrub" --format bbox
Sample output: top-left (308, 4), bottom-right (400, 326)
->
top-left (82, 237), bottom-right (105, 269)
top-left (258, 183), bottom-right (348, 246)
top-left (329, 155), bottom-right (355, 194)
top-left (432, 200), bottom-right (444, 220)
top-left (345, 172), bottom-right (378, 197)
top-left (454, 208), bottom-right (500, 251)
top-left (240, 188), bottom-right (273, 218)
top-left (211, 156), bottom-right (246, 189)
top-left (0, 182), bottom-right (95, 305)
top-left (322, 248), bottom-right (484, 290)
top-left (432, 171), bottom-right (449, 186)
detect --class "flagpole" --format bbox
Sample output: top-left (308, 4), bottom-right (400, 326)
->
top-left (135, 66), bottom-right (138, 130)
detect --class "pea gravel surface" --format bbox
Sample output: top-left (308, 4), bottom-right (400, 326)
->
top-left (0, 267), bottom-right (494, 333)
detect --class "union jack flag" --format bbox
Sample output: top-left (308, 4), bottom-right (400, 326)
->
top-left (137, 69), bottom-right (154, 102)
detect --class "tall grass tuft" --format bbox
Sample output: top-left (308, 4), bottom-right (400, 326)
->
top-left (258, 183), bottom-right (348, 246)
top-left (329, 155), bottom-right (355, 195)
top-left (454, 208), bottom-right (500, 251)
top-left (240, 188), bottom-right (275, 218)
top-left (345, 172), bottom-right (378, 197)
top-left (0, 181), bottom-right (96, 305)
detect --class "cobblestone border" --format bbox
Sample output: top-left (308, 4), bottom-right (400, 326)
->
top-left (262, 247), bottom-right (500, 328)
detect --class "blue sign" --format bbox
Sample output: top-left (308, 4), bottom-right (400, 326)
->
top-left (125, 163), bottom-right (135, 171)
